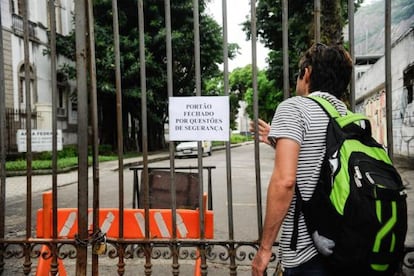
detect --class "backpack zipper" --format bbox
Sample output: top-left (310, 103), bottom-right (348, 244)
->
top-left (354, 165), bottom-right (363, 187)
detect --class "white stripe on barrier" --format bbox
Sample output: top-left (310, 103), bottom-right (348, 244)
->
top-left (59, 212), bottom-right (77, 237)
top-left (176, 213), bottom-right (188, 238)
top-left (154, 212), bottom-right (170, 238)
top-left (101, 212), bottom-right (115, 233)
top-left (88, 211), bottom-right (93, 230)
top-left (134, 212), bottom-right (145, 236)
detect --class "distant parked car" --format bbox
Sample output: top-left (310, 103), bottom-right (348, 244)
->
top-left (175, 141), bottom-right (212, 158)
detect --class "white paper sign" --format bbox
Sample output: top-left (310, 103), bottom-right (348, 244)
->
top-left (17, 129), bottom-right (63, 152)
top-left (169, 96), bottom-right (229, 141)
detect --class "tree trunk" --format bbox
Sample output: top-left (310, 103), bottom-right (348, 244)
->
top-left (98, 94), bottom-right (117, 150)
top-left (321, 0), bottom-right (343, 44)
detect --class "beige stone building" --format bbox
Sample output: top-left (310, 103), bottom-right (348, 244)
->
top-left (1, 0), bottom-right (77, 152)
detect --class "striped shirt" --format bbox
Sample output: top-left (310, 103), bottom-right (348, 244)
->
top-left (268, 91), bottom-right (347, 268)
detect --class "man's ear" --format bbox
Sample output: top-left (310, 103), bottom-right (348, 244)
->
top-left (304, 67), bottom-right (311, 83)
top-left (302, 67), bottom-right (312, 95)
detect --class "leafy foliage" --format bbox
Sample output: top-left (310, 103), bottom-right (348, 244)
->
top-left (55, 0), bottom-right (232, 151)
top-left (205, 64), bottom-right (282, 127)
top-left (243, 67), bottom-right (282, 123)
top-left (242, 0), bottom-right (364, 118)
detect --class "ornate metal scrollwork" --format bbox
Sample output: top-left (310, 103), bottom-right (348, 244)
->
top-left (1, 240), bottom-right (412, 274)
top-left (2, 243), bottom-right (26, 259)
top-left (403, 247), bottom-right (414, 269)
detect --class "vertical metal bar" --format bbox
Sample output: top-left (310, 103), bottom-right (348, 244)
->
top-left (86, 0), bottom-right (100, 274)
top-left (192, 1), bottom-right (207, 274)
top-left (48, 0), bottom-right (59, 274)
top-left (74, 0), bottom-right (89, 273)
top-left (222, 1), bottom-right (236, 274)
top-left (222, 0), bottom-right (234, 273)
top-left (222, 0), bottom-right (229, 101)
top-left (207, 168), bottom-right (213, 210)
top-left (0, 2), bottom-right (6, 273)
top-left (314, 0), bottom-right (321, 44)
top-left (111, 0), bottom-right (126, 274)
top-left (193, 0), bottom-right (201, 98)
top-left (385, 0), bottom-right (393, 159)
top-left (164, 0), bottom-right (177, 237)
top-left (348, 0), bottom-right (355, 111)
top-left (22, 0), bottom-right (33, 273)
top-left (192, 0), bottom-right (205, 234)
top-left (137, 0), bottom-right (148, 234)
top-left (133, 170), bottom-right (138, 207)
top-left (49, 0), bottom-right (58, 236)
top-left (222, 0), bottom-right (233, 237)
top-left (112, 0), bottom-right (124, 236)
top-left (137, 1), bottom-right (151, 275)
top-left (282, 0), bottom-right (289, 99)
top-left (165, 0), bottom-right (173, 106)
top-left (164, 1), bottom-right (176, 236)
top-left (164, 1), bottom-right (179, 274)
top-left (251, 0), bottom-right (263, 238)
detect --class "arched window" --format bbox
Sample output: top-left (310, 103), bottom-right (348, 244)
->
top-left (47, 0), bottom-right (63, 34)
top-left (18, 63), bottom-right (36, 110)
top-left (15, 0), bottom-right (27, 16)
top-left (56, 0), bottom-right (63, 34)
top-left (57, 72), bottom-right (68, 117)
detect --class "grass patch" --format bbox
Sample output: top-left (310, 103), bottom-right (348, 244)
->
top-left (230, 133), bottom-right (252, 143)
top-left (212, 133), bottom-right (252, 147)
top-left (6, 155), bottom-right (117, 171)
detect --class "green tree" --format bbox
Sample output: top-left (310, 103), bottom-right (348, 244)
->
top-left (204, 74), bottom-right (240, 130)
top-left (56, 0), bottom-right (234, 151)
top-left (244, 0), bottom-right (363, 112)
top-left (205, 65), bottom-right (281, 127)
top-left (242, 66), bottom-right (282, 123)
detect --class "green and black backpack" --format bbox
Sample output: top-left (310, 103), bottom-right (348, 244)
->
top-left (292, 96), bottom-right (407, 275)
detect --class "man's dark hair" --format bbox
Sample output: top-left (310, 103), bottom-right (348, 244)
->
top-left (298, 43), bottom-right (353, 99)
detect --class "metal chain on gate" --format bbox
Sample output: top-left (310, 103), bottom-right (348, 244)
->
top-left (75, 229), bottom-right (107, 255)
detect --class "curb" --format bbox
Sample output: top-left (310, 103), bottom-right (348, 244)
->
top-left (5, 142), bottom-right (250, 177)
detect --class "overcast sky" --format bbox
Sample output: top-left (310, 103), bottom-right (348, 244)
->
top-left (362, 0), bottom-right (381, 6)
top-left (206, 0), bottom-right (269, 71)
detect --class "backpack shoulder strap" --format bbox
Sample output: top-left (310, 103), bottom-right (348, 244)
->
top-left (290, 184), bottom-right (302, 251)
top-left (308, 95), bottom-right (371, 130)
top-left (308, 95), bottom-right (341, 118)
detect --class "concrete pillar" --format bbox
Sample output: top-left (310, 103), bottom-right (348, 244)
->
top-left (35, 103), bottom-right (52, 129)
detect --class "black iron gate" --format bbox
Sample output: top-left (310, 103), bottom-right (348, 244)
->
top-left (0, 0), bottom-right (413, 275)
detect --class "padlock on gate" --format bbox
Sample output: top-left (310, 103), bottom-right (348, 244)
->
top-left (92, 234), bottom-right (107, 255)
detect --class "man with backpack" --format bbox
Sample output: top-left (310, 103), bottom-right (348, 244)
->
top-left (251, 43), bottom-right (407, 276)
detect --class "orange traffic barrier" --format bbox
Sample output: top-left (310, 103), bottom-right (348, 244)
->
top-left (194, 249), bottom-right (201, 276)
top-left (37, 208), bottom-right (214, 239)
top-left (36, 192), bottom-right (214, 275)
top-left (36, 192), bottom-right (67, 276)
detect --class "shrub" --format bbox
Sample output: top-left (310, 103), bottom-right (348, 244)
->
top-left (59, 145), bottom-right (78, 158)
top-left (230, 133), bottom-right (252, 144)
